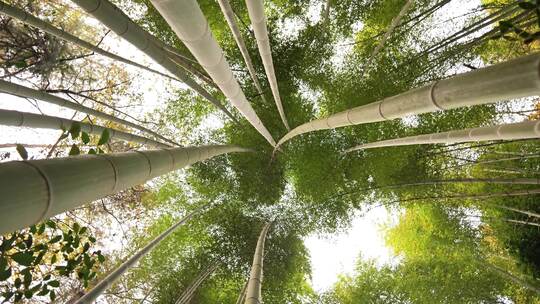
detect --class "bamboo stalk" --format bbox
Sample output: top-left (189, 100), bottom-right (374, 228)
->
top-left (276, 54), bottom-right (540, 148)
top-left (245, 0), bottom-right (290, 131)
top-left (76, 206), bottom-right (205, 304)
top-left (0, 145), bottom-right (251, 233)
top-left (175, 263), bottom-right (219, 304)
top-left (245, 222), bottom-right (272, 304)
top-left (0, 109), bottom-right (169, 147)
top-left (345, 120), bottom-right (540, 152)
top-left (0, 1), bottom-right (179, 82)
top-left (217, 0), bottom-right (267, 103)
top-left (0, 80), bottom-right (178, 146)
top-left (235, 279), bottom-right (249, 304)
top-left (70, 0), bottom-right (237, 122)
top-left (149, 0), bottom-right (276, 147)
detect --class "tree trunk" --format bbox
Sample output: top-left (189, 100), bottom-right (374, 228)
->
top-left (75, 206), bottom-right (205, 304)
top-left (0, 80), bottom-right (177, 146)
top-left (0, 1), bottom-right (178, 82)
top-left (277, 54), bottom-right (540, 148)
top-left (0, 109), bottom-right (169, 147)
top-left (217, 0), bottom-right (267, 104)
top-left (245, 222), bottom-right (272, 304)
top-left (149, 0), bottom-right (276, 147)
top-left (175, 262), bottom-right (219, 304)
top-left (70, 0), bottom-right (237, 123)
top-left (245, 0), bottom-right (290, 131)
top-left (0, 145), bottom-right (251, 233)
top-left (345, 120), bottom-right (540, 152)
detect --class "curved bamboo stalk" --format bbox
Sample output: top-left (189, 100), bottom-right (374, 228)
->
top-left (245, 222), bottom-right (272, 304)
top-left (150, 0), bottom-right (276, 147)
top-left (245, 0), bottom-right (290, 131)
top-left (70, 0), bottom-right (237, 122)
top-left (0, 80), bottom-right (178, 146)
top-left (175, 262), bottom-right (219, 304)
top-left (0, 1), bottom-right (178, 82)
top-left (217, 0), bottom-right (267, 103)
top-left (345, 120), bottom-right (540, 152)
top-left (0, 109), bottom-right (169, 147)
top-left (0, 145), bottom-right (251, 234)
top-left (75, 206), bottom-right (205, 304)
top-left (276, 54), bottom-right (540, 148)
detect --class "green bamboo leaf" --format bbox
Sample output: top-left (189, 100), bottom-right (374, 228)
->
top-left (16, 144), bottom-right (28, 160)
top-left (88, 148), bottom-right (97, 155)
top-left (97, 129), bottom-right (110, 146)
top-left (69, 122), bottom-right (81, 139)
top-left (49, 235), bottom-right (62, 244)
top-left (11, 252), bottom-right (34, 266)
top-left (81, 132), bottom-right (90, 144)
top-left (0, 267), bottom-right (11, 281)
top-left (50, 290), bottom-right (56, 301)
top-left (68, 144), bottom-right (80, 156)
top-left (518, 2), bottom-right (537, 10)
top-left (46, 220), bottom-right (56, 229)
top-left (48, 280), bottom-right (60, 288)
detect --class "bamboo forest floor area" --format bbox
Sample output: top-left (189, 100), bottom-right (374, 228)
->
top-left (1, 0), bottom-right (540, 303)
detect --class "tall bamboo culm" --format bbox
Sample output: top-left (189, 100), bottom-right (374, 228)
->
top-left (346, 120), bottom-right (540, 152)
top-left (175, 262), bottom-right (219, 304)
top-left (245, 222), bottom-right (272, 304)
top-left (70, 0), bottom-right (237, 122)
top-left (276, 54), bottom-right (540, 148)
top-left (0, 80), bottom-right (177, 146)
top-left (0, 145), bottom-right (251, 234)
top-left (245, 0), bottom-right (290, 131)
top-left (0, 109), bottom-right (169, 148)
top-left (149, 0), bottom-right (277, 147)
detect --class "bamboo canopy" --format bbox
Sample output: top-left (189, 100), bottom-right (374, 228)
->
top-left (346, 120), bottom-right (540, 152)
top-left (0, 109), bottom-right (169, 148)
top-left (70, 0), bottom-right (236, 122)
top-left (245, 0), bottom-right (290, 131)
top-left (0, 145), bottom-right (251, 234)
top-left (149, 0), bottom-right (277, 147)
top-left (276, 53), bottom-right (540, 148)
top-left (0, 80), bottom-right (177, 146)
top-left (245, 222), bottom-right (272, 304)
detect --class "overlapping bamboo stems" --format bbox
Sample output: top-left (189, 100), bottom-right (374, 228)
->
top-left (75, 206), bottom-right (205, 304)
top-left (70, 0), bottom-right (236, 122)
top-left (235, 279), bottom-right (249, 304)
top-left (0, 1), bottom-right (178, 82)
top-left (245, 222), bottom-right (272, 304)
top-left (0, 109), bottom-right (169, 147)
top-left (0, 80), bottom-right (178, 146)
top-left (275, 54), bottom-right (540, 148)
top-left (345, 120), bottom-right (540, 152)
top-left (217, 0), bottom-right (267, 103)
top-left (175, 262), bottom-right (219, 304)
top-left (149, 0), bottom-right (276, 147)
top-left (0, 145), bottom-right (251, 233)
top-left (245, 0), bottom-right (290, 130)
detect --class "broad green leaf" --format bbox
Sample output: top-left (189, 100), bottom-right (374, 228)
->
top-left (98, 129), bottom-right (110, 146)
top-left (48, 280), bottom-right (60, 288)
top-left (0, 267), bottom-right (11, 281)
top-left (11, 252), bottom-right (34, 266)
top-left (69, 122), bottom-right (81, 139)
top-left (81, 132), bottom-right (90, 144)
top-left (69, 144), bottom-right (80, 156)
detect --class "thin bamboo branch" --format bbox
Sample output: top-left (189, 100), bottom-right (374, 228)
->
top-left (345, 120), bottom-right (540, 152)
top-left (175, 263), bottom-right (219, 304)
top-left (150, 0), bottom-right (276, 146)
top-left (276, 54), bottom-right (540, 148)
top-left (0, 145), bottom-right (252, 233)
top-left (484, 262), bottom-right (540, 295)
top-left (235, 279), bottom-right (248, 304)
top-left (245, 0), bottom-right (290, 130)
top-left (245, 222), bottom-right (272, 304)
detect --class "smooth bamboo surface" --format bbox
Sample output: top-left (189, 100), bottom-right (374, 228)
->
top-left (245, 223), bottom-right (271, 304)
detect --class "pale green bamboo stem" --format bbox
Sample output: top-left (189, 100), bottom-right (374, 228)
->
top-left (0, 109), bottom-right (168, 147)
top-left (76, 206), bottom-right (204, 304)
top-left (245, 223), bottom-right (272, 304)
top-left (492, 204), bottom-right (540, 219)
top-left (217, 0), bottom-right (267, 103)
top-left (346, 120), bottom-right (540, 152)
top-left (0, 80), bottom-right (178, 146)
top-left (245, 0), bottom-right (289, 130)
top-left (175, 263), bottom-right (219, 304)
top-left (0, 145), bottom-right (251, 234)
top-left (149, 0), bottom-right (276, 147)
top-left (276, 54), bottom-right (540, 148)
top-left (70, 0), bottom-right (236, 122)
top-left (235, 279), bottom-right (248, 304)
top-left (0, 1), bottom-right (178, 82)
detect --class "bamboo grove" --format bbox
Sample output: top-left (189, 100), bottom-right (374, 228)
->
top-left (0, 0), bottom-right (540, 303)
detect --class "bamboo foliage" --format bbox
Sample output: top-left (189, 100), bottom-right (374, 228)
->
top-left (345, 120), bottom-right (540, 152)
top-left (276, 54), bottom-right (540, 148)
top-left (175, 262), bottom-right (219, 304)
top-left (0, 1), bottom-right (178, 82)
top-left (0, 109), bottom-right (169, 148)
top-left (150, 0), bottom-right (277, 147)
top-left (245, 0), bottom-right (290, 131)
top-left (245, 222), bottom-right (272, 304)
top-left (0, 80), bottom-right (177, 146)
top-left (0, 145), bottom-right (251, 234)
top-left (217, 0), bottom-right (267, 103)
top-left (75, 207), bottom-right (205, 304)
top-left (70, 0), bottom-right (237, 122)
